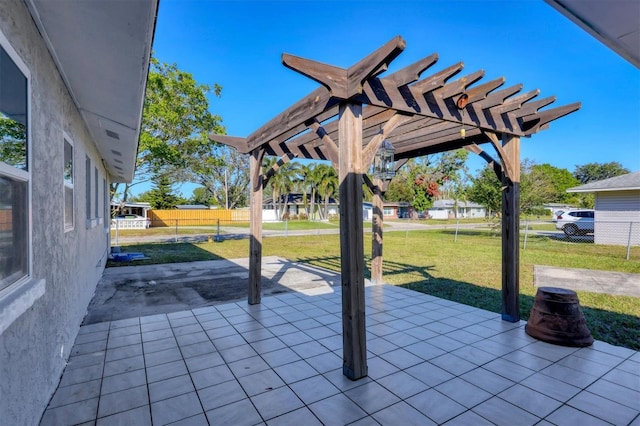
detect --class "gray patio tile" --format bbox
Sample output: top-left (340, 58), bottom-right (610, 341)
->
top-left (366, 337), bottom-right (398, 356)
top-left (404, 341), bottom-right (446, 360)
top-left (241, 327), bottom-right (275, 343)
top-left (345, 381), bottom-right (400, 414)
top-left (267, 323), bottom-right (298, 336)
top-left (500, 349), bottom-right (553, 371)
top-left (459, 368), bottom-right (515, 394)
top-left (228, 355), bottom-right (270, 378)
top-left (308, 393), bottom-right (368, 425)
top-left (233, 319), bottom-right (266, 334)
top-left (568, 390), bottom-right (639, 425)
top-left (108, 324), bottom-right (140, 338)
top-left (539, 363), bottom-right (599, 389)
top-left (175, 331), bottom-right (209, 347)
top-left (557, 354), bottom-right (615, 376)
top-left (40, 397), bottom-right (98, 425)
top-left (145, 347), bottom-right (183, 367)
top-left (377, 370), bottom-right (430, 400)
top-left (180, 340), bottom-right (217, 358)
top-left (110, 317), bottom-right (140, 328)
top-left (471, 338), bottom-right (516, 357)
top-left (219, 343), bottom-right (258, 362)
top-left (372, 401), bottom-right (435, 426)
top-left (587, 377), bottom-right (640, 409)
top-left (108, 333), bottom-right (142, 349)
top-left (200, 318), bottom-right (231, 330)
top-left (71, 339), bottom-right (107, 356)
top-left (67, 351), bottom-right (106, 369)
top-left (267, 407), bottom-right (322, 426)
top-left (101, 369), bottom-right (147, 395)
top-left (205, 398), bottom-right (262, 426)
top-left (281, 311), bottom-right (308, 323)
top-left (251, 386), bottom-right (305, 420)
top-left (377, 348), bottom-right (423, 370)
top-left (74, 329), bottom-right (109, 345)
top-left (274, 359), bottom-right (318, 384)
top-left (190, 364), bottom-right (234, 389)
top-left (171, 323), bottom-right (202, 336)
top-left (141, 329), bottom-right (174, 343)
top-left (103, 354), bottom-right (144, 377)
top-left (520, 372), bottom-right (581, 403)
top-left (151, 391), bottom-right (204, 426)
top-left (407, 389), bottom-right (467, 424)
top-left (147, 359), bottom-right (188, 383)
top-left (519, 340), bottom-right (578, 362)
top-left (47, 379), bottom-right (101, 409)
top-left (445, 329), bottom-right (485, 345)
top-left (167, 310), bottom-right (195, 320)
top-left (98, 385), bottom-right (149, 418)
top-left (323, 368), bottom-right (372, 392)
top-left (258, 315), bottom-right (289, 327)
top-left (140, 313), bottom-right (168, 323)
top-left (429, 353), bottom-right (477, 376)
top-left (368, 322), bottom-right (398, 337)
top-left (442, 410), bottom-right (494, 426)
top-left (59, 363), bottom-right (103, 387)
top-left (472, 396), bottom-right (540, 426)
top-left (385, 318), bottom-right (415, 331)
top-left (406, 362), bottom-right (454, 387)
top-left (435, 377), bottom-right (492, 409)
top-left (364, 356), bottom-right (400, 380)
top-left (289, 374), bottom-right (340, 405)
top-left (278, 330), bottom-right (314, 346)
top-left (261, 347), bottom-right (301, 368)
top-left (483, 357), bottom-right (535, 382)
top-left (209, 333), bottom-right (245, 350)
top-left (141, 319), bottom-right (170, 331)
top-left (603, 367), bottom-right (640, 391)
top-left (497, 384), bottom-right (563, 418)
top-left (105, 344), bottom-right (142, 363)
top-left (184, 351), bottom-right (225, 373)
top-left (197, 379), bottom-right (246, 411)
top-left (238, 370), bottom-right (285, 396)
top-left (290, 340), bottom-right (328, 358)
top-left (462, 323), bottom-right (500, 338)
top-left (544, 405), bottom-right (611, 426)
top-left (590, 339), bottom-right (637, 359)
top-left (149, 374), bottom-right (195, 403)
top-left (78, 322), bottom-right (110, 334)
top-left (250, 337), bottom-right (287, 354)
top-left (573, 346), bottom-right (626, 367)
top-left (423, 322), bottom-right (458, 335)
top-left (302, 325), bottom-right (336, 341)
top-left (143, 337), bottom-right (178, 354)
top-left (306, 350), bottom-right (343, 374)
top-left (96, 405), bottom-right (151, 426)
top-left (381, 331), bottom-right (419, 347)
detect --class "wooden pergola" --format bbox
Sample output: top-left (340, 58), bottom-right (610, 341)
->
top-left (211, 36), bottom-right (579, 380)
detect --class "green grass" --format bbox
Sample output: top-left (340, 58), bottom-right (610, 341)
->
top-left (109, 228), bottom-right (640, 350)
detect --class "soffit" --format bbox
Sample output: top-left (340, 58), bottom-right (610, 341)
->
top-left (25, 0), bottom-right (158, 182)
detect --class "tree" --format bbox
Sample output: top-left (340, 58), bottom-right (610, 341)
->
top-left (0, 117), bottom-right (26, 168)
top-left (189, 186), bottom-right (214, 206)
top-left (468, 165), bottom-right (502, 215)
top-left (137, 174), bottom-right (182, 209)
top-left (316, 165), bottom-right (338, 219)
top-left (263, 159), bottom-right (302, 220)
top-left (112, 57), bottom-right (223, 205)
top-left (530, 163), bottom-right (580, 204)
top-left (573, 162), bottom-right (629, 184)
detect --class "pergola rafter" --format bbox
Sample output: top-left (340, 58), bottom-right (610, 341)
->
top-left (210, 36), bottom-right (580, 381)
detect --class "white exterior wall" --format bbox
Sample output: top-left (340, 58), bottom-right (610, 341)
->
top-left (0, 2), bottom-right (109, 424)
top-left (594, 190), bottom-right (640, 246)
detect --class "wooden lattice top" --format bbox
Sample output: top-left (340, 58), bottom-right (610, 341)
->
top-left (211, 36), bottom-right (580, 163)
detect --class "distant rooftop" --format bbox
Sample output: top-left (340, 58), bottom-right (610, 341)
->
top-left (567, 171), bottom-right (640, 193)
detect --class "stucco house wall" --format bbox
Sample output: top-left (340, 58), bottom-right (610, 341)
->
top-left (0, 2), bottom-right (109, 424)
top-left (594, 190), bottom-right (640, 245)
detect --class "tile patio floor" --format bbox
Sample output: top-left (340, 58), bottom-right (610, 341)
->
top-left (40, 283), bottom-right (640, 425)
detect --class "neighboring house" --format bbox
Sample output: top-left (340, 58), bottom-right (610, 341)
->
top-left (382, 201), bottom-right (410, 218)
top-left (567, 171), bottom-right (640, 245)
top-left (428, 199), bottom-right (487, 219)
top-left (110, 201), bottom-right (152, 217)
top-left (0, 2), bottom-right (157, 425)
top-left (176, 204), bottom-right (209, 210)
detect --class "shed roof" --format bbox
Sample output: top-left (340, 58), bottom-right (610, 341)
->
top-left (567, 171), bottom-right (640, 193)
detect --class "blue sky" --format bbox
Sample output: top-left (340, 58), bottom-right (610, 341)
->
top-left (148, 0), bottom-right (639, 197)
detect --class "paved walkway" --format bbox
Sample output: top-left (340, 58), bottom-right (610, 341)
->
top-left (40, 263), bottom-right (640, 425)
top-left (535, 266), bottom-right (640, 298)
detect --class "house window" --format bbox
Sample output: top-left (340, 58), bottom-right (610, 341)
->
top-left (63, 137), bottom-right (73, 230)
top-left (94, 167), bottom-right (98, 220)
top-left (85, 156), bottom-right (91, 224)
top-left (103, 178), bottom-right (108, 229)
top-left (0, 41), bottom-right (29, 292)
top-left (383, 208), bottom-right (393, 216)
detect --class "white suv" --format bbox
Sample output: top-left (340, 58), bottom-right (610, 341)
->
top-left (555, 209), bottom-right (594, 236)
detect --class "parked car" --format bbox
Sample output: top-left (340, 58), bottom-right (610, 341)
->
top-left (113, 214), bottom-right (151, 229)
top-left (555, 209), bottom-right (594, 236)
top-left (552, 210), bottom-right (565, 222)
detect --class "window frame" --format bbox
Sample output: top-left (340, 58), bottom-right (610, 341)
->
top-left (0, 28), bottom-right (45, 335)
top-left (63, 134), bottom-right (74, 231)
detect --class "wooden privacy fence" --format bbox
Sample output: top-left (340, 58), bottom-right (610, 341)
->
top-left (148, 209), bottom-right (249, 227)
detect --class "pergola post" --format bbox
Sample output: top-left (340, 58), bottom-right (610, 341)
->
top-left (371, 177), bottom-right (384, 284)
top-left (500, 134), bottom-right (520, 322)
top-left (248, 148), bottom-right (264, 305)
top-left (339, 102), bottom-right (367, 380)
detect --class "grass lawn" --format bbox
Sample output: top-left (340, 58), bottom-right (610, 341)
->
top-left (108, 229), bottom-right (640, 350)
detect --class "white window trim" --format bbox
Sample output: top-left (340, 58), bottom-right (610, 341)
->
top-left (63, 132), bottom-right (74, 232)
top-left (0, 28), bottom-right (44, 336)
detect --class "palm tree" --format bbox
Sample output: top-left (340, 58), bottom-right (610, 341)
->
top-left (315, 164), bottom-right (338, 220)
top-left (263, 158), bottom-right (302, 220)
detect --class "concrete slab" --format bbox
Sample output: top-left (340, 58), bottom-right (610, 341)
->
top-left (83, 257), bottom-right (342, 325)
top-left (534, 265), bottom-right (640, 297)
